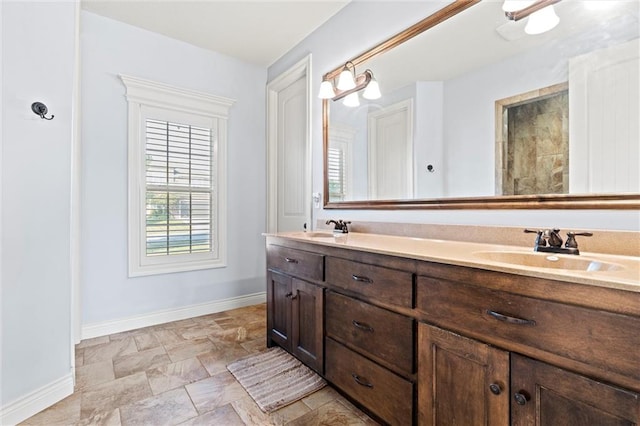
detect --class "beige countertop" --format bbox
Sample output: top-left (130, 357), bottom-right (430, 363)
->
top-left (266, 231), bottom-right (640, 293)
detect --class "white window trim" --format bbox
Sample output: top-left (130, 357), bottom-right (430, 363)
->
top-left (120, 75), bottom-right (235, 277)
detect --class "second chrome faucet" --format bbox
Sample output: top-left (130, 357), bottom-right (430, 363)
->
top-left (326, 219), bottom-right (351, 234)
top-left (524, 228), bottom-right (593, 255)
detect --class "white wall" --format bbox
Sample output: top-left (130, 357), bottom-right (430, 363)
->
top-left (80, 12), bottom-right (267, 327)
top-left (1, 1), bottom-right (77, 421)
top-left (414, 81), bottom-right (444, 198)
top-left (268, 1), bottom-right (640, 231)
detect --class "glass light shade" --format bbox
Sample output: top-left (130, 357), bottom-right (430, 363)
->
top-left (337, 68), bottom-right (356, 90)
top-left (343, 92), bottom-right (360, 107)
top-left (502, 0), bottom-right (536, 12)
top-left (525, 5), bottom-right (560, 35)
top-left (318, 80), bottom-right (336, 99)
top-left (362, 78), bottom-right (381, 100)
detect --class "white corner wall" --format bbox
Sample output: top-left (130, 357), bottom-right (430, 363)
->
top-left (268, 1), bottom-right (640, 231)
top-left (80, 12), bottom-right (267, 330)
top-left (1, 2), bottom-right (77, 423)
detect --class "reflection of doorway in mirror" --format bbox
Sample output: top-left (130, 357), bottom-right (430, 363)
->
top-left (569, 38), bottom-right (640, 194)
top-left (495, 83), bottom-right (569, 196)
top-left (367, 99), bottom-right (414, 200)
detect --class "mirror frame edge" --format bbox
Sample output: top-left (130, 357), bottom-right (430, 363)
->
top-left (321, 0), bottom-right (640, 210)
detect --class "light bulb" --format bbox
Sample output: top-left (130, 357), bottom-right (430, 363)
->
top-left (362, 78), bottom-right (381, 100)
top-left (525, 5), bottom-right (560, 35)
top-left (337, 66), bottom-right (356, 90)
top-left (343, 92), bottom-right (360, 107)
top-left (318, 80), bottom-right (336, 99)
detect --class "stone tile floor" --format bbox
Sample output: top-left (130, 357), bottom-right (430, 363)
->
top-left (20, 303), bottom-right (378, 425)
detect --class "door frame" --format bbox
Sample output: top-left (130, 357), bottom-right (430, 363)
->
top-left (266, 55), bottom-right (312, 233)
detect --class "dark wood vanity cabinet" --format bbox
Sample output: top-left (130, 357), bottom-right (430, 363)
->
top-left (325, 338), bottom-right (413, 425)
top-left (323, 256), bottom-right (416, 425)
top-left (418, 324), bottom-right (510, 426)
top-left (266, 270), bottom-right (291, 349)
top-left (416, 268), bottom-right (640, 426)
top-left (266, 246), bottom-right (324, 373)
top-left (266, 237), bottom-right (640, 425)
top-left (510, 354), bottom-right (640, 426)
top-left (325, 291), bottom-right (414, 375)
top-left (419, 323), bottom-right (640, 426)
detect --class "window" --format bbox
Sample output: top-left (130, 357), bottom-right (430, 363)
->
top-left (328, 146), bottom-right (347, 201)
top-left (328, 125), bottom-right (354, 201)
top-left (121, 75), bottom-right (234, 276)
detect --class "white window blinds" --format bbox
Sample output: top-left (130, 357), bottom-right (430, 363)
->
top-left (145, 119), bottom-right (214, 256)
top-left (328, 146), bottom-right (347, 201)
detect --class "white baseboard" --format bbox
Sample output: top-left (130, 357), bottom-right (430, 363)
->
top-left (81, 292), bottom-right (266, 340)
top-left (0, 372), bottom-right (74, 426)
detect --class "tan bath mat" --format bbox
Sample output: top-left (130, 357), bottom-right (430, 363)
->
top-left (226, 346), bottom-right (326, 413)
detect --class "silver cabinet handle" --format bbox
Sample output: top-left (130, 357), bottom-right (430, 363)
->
top-left (486, 310), bottom-right (536, 326)
top-left (351, 275), bottom-right (372, 283)
top-left (352, 320), bottom-right (374, 333)
top-left (284, 257), bottom-right (298, 264)
top-left (351, 374), bottom-right (373, 388)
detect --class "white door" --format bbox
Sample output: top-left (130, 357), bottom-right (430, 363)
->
top-left (569, 38), bottom-right (639, 193)
top-left (267, 56), bottom-right (311, 233)
top-left (368, 99), bottom-right (414, 199)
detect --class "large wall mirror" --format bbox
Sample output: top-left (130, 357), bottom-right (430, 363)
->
top-left (322, 0), bottom-right (640, 209)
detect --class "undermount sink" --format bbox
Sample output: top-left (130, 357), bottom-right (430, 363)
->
top-left (303, 232), bottom-right (338, 239)
top-left (473, 251), bottom-right (625, 272)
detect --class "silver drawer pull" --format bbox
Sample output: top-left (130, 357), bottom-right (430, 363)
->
top-left (284, 257), bottom-right (298, 264)
top-left (351, 274), bottom-right (372, 283)
top-left (486, 310), bottom-right (536, 326)
top-left (351, 373), bottom-right (373, 388)
top-left (352, 320), bottom-right (374, 333)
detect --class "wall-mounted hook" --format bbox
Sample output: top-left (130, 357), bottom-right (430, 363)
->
top-left (427, 164), bottom-right (435, 173)
top-left (31, 102), bottom-right (54, 120)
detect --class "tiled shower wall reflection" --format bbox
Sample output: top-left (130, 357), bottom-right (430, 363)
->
top-left (503, 91), bottom-right (569, 196)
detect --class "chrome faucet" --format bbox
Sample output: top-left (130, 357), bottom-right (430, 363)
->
top-left (326, 219), bottom-right (351, 234)
top-left (524, 228), bottom-right (592, 255)
top-left (544, 228), bottom-right (564, 248)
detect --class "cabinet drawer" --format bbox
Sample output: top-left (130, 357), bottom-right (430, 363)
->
top-left (325, 338), bottom-right (413, 426)
top-left (267, 245), bottom-right (324, 281)
top-left (325, 257), bottom-right (413, 308)
top-left (417, 277), bottom-right (640, 383)
top-left (326, 291), bottom-right (414, 374)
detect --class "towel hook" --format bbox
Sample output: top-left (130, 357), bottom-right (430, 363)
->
top-left (31, 102), bottom-right (54, 120)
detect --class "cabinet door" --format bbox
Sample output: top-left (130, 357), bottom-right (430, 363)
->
top-left (511, 354), bottom-right (640, 426)
top-left (267, 270), bottom-right (291, 349)
top-left (291, 278), bottom-right (324, 373)
top-left (418, 323), bottom-right (509, 426)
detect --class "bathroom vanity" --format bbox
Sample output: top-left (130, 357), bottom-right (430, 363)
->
top-left (265, 231), bottom-right (639, 425)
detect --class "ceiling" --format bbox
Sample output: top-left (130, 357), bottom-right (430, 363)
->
top-left (81, 0), bottom-right (350, 67)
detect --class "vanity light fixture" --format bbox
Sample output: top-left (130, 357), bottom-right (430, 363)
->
top-left (504, 0), bottom-right (561, 35)
top-left (524, 4), bottom-right (560, 34)
top-left (337, 61), bottom-right (357, 90)
top-left (362, 76), bottom-right (381, 100)
top-left (343, 92), bottom-right (360, 107)
top-left (318, 80), bottom-right (336, 99)
top-left (318, 61), bottom-right (381, 106)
